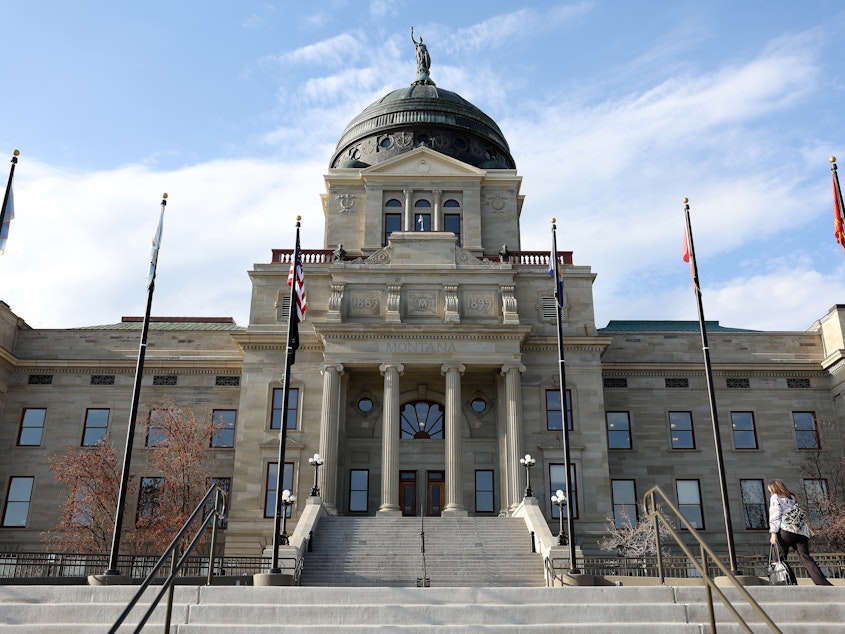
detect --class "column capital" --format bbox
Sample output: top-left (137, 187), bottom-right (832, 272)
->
top-left (441, 363), bottom-right (466, 376)
top-left (379, 363), bottom-right (405, 376)
top-left (319, 363), bottom-right (345, 376)
top-left (500, 364), bottom-right (526, 376)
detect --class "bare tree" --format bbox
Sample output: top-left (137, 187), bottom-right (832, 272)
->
top-left (599, 506), bottom-right (674, 557)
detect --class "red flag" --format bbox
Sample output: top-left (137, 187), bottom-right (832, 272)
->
top-left (834, 173), bottom-right (845, 255)
top-left (682, 229), bottom-right (690, 264)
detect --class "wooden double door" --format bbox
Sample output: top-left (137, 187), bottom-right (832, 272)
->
top-left (400, 470), bottom-right (444, 516)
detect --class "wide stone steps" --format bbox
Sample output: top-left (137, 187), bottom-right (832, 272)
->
top-left (299, 516), bottom-right (544, 587)
top-left (1, 585), bottom-right (844, 632)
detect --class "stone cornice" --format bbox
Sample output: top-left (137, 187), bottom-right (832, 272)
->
top-left (313, 323), bottom-right (532, 344)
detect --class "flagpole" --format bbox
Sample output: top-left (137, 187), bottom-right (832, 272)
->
top-left (0, 150), bottom-right (19, 236)
top-left (831, 157), bottom-right (845, 253)
top-left (269, 216), bottom-right (302, 574)
top-left (101, 194), bottom-right (168, 578)
top-left (551, 219), bottom-right (580, 575)
top-left (682, 197), bottom-right (739, 574)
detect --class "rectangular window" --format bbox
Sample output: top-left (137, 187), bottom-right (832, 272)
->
top-left (349, 469), bottom-right (369, 513)
top-left (264, 462), bottom-right (294, 518)
top-left (82, 408), bottom-right (109, 446)
top-left (669, 411), bottom-right (695, 449)
top-left (205, 477), bottom-right (231, 529)
top-left (444, 213), bottom-right (461, 246)
top-left (71, 478), bottom-right (96, 527)
top-left (136, 477), bottom-right (163, 522)
top-left (793, 412), bottom-right (820, 450)
top-left (211, 409), bottom-right (237, 448)
top-left (803, 479), bottom-right (828, 524)
top-left (606, 411), bottom-right (631, 449)
top-left (611, 479), bottom-right (637, 528)
top-left (146, 409), bottom-right (168, 447)
top-left (549, 464), bottom-right (578, 519)
top-left (17, 409), bottom-right (46, 446)
top-left (475, 470), bottom-right (495, 513)
top-left (545, 389), bottom-right (572, 431)
top-left (152, 375), bottom-right (178, 386)
top-left (384, 213), bottom-right (401, 245)
top-left (2, 477), bottom-right (34, 527)
top-left (740, 479), bottom-right (768, 530)
top-left (676, 479), bottom-right (703, 529)
top-left (731, 412), bottom-right (758, 449)
top-left (270, 388), bottom-right (299, 430)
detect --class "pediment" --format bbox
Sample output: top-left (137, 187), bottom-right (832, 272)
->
top-left (361, 147), bottom-right (485, 178)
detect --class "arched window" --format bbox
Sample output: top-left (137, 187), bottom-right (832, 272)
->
top-left (400, 400), bottom-right (444, 439)
top-left (385, 199), bottom-right (402, 207)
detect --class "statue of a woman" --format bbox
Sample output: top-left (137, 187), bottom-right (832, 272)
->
top-left (410, 27), bottom-right (434, 85)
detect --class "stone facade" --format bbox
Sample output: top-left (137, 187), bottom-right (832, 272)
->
top-left (1, 73), bottom-right (844, 562)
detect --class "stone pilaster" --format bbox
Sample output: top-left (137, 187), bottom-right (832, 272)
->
top-left (441, 363), bottom-right (467, 516)
top-left (378, 363), bottom-right (404, 515)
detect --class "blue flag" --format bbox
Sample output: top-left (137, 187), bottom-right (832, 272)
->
top-left (549, 248), bottom-right (564, 307)
top-left (0, 186), bottom-right (14, 255)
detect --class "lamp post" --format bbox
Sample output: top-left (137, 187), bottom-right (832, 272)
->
top-left (279, 489), bottom-right (296, 546)
top-left (551, 489), bottom-right (568, 545)
top-left (519, 453), bottom-right (536, 497)
top-left (309, 453), bottom-right (324, 497)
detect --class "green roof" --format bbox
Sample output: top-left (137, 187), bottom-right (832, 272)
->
top-left (599, 320), bottom-right (758, 333)
top-left (75, 317), bottom-right (245, 332)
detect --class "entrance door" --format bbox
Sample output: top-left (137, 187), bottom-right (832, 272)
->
top-left (400, 471), bottom-right (416, 516)
top-left (427, 471), bottom-right (445, 517)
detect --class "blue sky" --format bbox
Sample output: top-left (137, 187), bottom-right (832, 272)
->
top-left (2, 1), bottom-right (845, 331)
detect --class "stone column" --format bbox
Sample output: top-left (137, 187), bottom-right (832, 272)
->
top-left (378, 363), bottom-right (404, 515)
top-left (432, 188), bottom-right (442, 231)
top-left (502, 364), bottom-right (526, 510)
top-left (403, 189), bottom-right (413, 231)
top-left (441, 363), bottom-right (467, 516)
top-left (318, 363), bottom-right (344, 514)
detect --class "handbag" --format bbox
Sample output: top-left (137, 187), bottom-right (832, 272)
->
top-left (780, 502), bottom-right (806, 534)
top-left (767, 544), bottom-right (796, 586)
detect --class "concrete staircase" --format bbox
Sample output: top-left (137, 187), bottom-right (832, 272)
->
top-left (1, 584), bottom-right (844, 632)
top-left (298, 515), bottom-right (545, 587)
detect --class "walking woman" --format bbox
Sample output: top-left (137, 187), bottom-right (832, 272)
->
top-left (768, 479), bottom-right (832, 585)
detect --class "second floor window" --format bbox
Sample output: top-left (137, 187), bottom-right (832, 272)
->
top-left (793, 412), bottom-right (820, 450)
top-left (270, 388), bottom-right (299, 430)
top-left (606, 412), bottom-right (632, 449)
top-left (211, 410), bottom-right (237, 448)
top-left (669, 411), bottom-right (695, 449)
top-left (545, 389), bottom-right (572, 431)
top-left (82, 409), bottom-right (109, 446)
top-left (731, 412), bottom-right (758, 449)
top-left (17, 409), bottom-right (46, 446)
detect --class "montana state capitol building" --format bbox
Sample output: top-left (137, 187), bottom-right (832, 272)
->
top-left (2, 42), bottom-right (845, 562)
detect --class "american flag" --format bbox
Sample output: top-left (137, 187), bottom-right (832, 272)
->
top-left (287, 247), bottom-right (307, 322)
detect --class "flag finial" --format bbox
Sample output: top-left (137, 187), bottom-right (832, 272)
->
top-left (12, 150), bottom-right (19, 157)
top-left (296, 215), bottom-right (302, 221)
top-left (551, 217), bottom-right (556, 223)
top-left (831, 156), bottom-right (837, 164)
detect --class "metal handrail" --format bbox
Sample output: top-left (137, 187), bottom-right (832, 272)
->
top-left (644, 485), bottom-right (781, 633)
top-left (108, 483), bottom-right (228, 634)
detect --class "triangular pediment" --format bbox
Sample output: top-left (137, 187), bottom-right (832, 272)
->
top-left (361, 147), bottom-right (485, 178)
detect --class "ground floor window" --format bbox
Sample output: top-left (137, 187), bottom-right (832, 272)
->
top-left (740, 479), bottom-right (767, 529)
top-left (349, 469), bottom-right (369, 513)
top-left (475, 470), bottom-right (494, 513)
top-left (264, 462), bottom-right (294, 518)
top-left (2, 477), bottom-right (34, 527)
top-left (611, 479), bottom-right (637, 527)
top-left (676, 479), bottom-right (703, 529)
top-left (549, 464), bottom-right (578, 519)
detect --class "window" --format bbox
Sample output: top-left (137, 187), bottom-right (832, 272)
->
top-left (444, 213), bottom-right (461, 246)
top-left (611, 480), bottom-right (637, 528)
top-left (82, 409), bottom-right (109, 446)
top-left (270, 387), bottom-right (299, 430)
top-left (71, 478), bottom-right (97, 527)
top-left (676, 480), bottom-right (703, 529)
top-left (215, 376), bottom-right (240, 387)
top-left (803, 479), bottom-right (828, 524)
top-left (2, 477), bottom-right (34, 527)
top-left (545, 389), bottom-right (572, 431)
top-left (669, 411), bottom-right (695, 449)
top-left (90, 374), bottom-right (115, 385)
top-left (549, 464), bottom-right (577, 519)
top-left (17, 409), bottom-right (46, 446)
top-left (205, 477), bottom-right (230, 528)
top-left (740, 479), bottom-right (768, 530)
top-left (793, 412), bottom-right (820, 450)
top-left (384, 212), bottom-right (401, 245)
top-left (349, 469), bottom-right (369, 513)
top-left (726, 378), bottom-right (750, 389)
top-left (787, 378), bottom-right (811, 389)
top-left (136, 477), bottom-right (163, 522)
top-left (475, 470), bottom-right (495, 513)
top-left (27, 374), bottom-right (53, 385)
top-left (400, 400), bottom-right (444, 439)
top-left (264, 462), bottom-right (294, 518)
top-left (603, 377), bottom-right (628, 389)
top-left (152, 375), bottom-right (177, 386)
top-left (731, 412), bottom-right (758, 449)
top-left (665, 377), bottom-right (689, 388)
top-left (146, 409), bottom-right (168, 447)
top-left (211, 410), bottom-right (236, 448)
top-left (385, 198), bottom-right (402, 207)
top-left (606, 412), bottom-right (631, 449)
